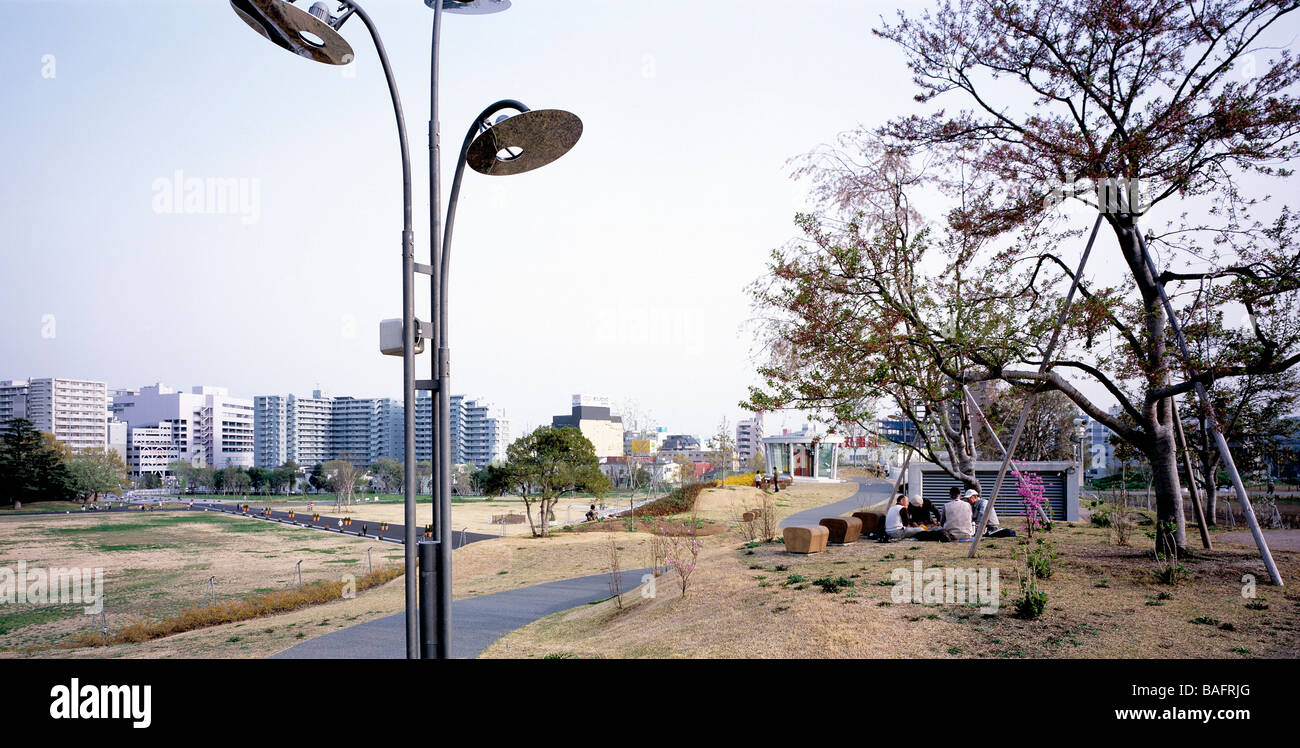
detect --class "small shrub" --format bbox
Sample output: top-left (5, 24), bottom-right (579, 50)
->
top-left (1245, 600), bottom-right (1269, 611)
top-left (1015, 588), bottom-right (1048, 619)
top-left (1190, 615), bottom-right (1219, 626)
top-left (785, 573), bottom-right (805, 585)
top-left (1154, 557), bottom-right (1190, 585)
top-left (812, 576), bottom-right (855, 594)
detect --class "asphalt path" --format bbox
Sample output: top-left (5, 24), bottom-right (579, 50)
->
top-left (271, 568), bottom-right (651, 659)
top-left (778, 476), bottom-right (893, 529)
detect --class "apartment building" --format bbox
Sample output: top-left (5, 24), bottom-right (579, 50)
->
top-left (413, 392), bottom-right (511, 466)
top-left (736, 413), bottom-right (765, 464)
top-left (0, 380), bottom-right (28, 426)
top-left (22, 378), bottom-right (109, 451)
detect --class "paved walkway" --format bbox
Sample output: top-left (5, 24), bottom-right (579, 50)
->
top-left (271, 568), bottom-right (650, 659)
top-left (271, 478), bottom-right (893, 658)
top-left (779, 476), bottom-right (893, 529)
top-left (1217, 529), bottom-right (1300, 553)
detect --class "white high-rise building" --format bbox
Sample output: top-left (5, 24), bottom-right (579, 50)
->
top-left (452, 395), bottom-right (510, 467)
top-left (113, 384), bottom-right (254, 469)
top-left (255, 391), bottom-right (401, 469)
top-left (415, 392), bottom-right (510, 466)
top-left (290, 392), bottom-right (334, 467)
top-left (736, 413), bottom-right (766, 464)
top-left (24, 378), bottom-right (109, 451)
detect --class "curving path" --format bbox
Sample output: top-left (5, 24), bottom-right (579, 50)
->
top-left (778, 476), bottom-right (893, 529)
top-left (271, 477), bottom-right (896, 659)
top-left (270, 568), bottom-right (650, 659)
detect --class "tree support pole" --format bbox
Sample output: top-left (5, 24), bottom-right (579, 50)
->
top-left (1172, 398), bottom-right (1212, 550)
top-left (1133, 230), bottom-right (1281, 585)
top-left (969, 214), bottom-right (1103, 558)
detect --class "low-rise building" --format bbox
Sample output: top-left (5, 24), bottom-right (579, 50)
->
top-left (552, 394), bottom-right (624, 458)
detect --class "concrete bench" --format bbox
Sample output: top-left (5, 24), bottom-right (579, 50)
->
top-left (852, 511), bottom-right (883, 536)
top-left (819, 516), bottom-right (862, 544)
top-left (783, 525), bottom-right (829, 554)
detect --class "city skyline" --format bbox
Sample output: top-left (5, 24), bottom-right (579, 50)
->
top-left (0, 1), bottom-right (946, 441)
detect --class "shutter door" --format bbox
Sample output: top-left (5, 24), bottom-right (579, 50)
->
top-left (921, 468), bottom-right (1066, 521)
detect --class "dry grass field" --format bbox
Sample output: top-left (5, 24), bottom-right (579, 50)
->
top-left (482, 518), bottom-right (1300, 659)
top-left (0, 503), bottom-right (677, 658)
top-left (0, 510), bottom-right (397, 655)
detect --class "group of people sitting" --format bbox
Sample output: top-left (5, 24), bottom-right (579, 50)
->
top-left (881, 486), bottom-right (1017, 542)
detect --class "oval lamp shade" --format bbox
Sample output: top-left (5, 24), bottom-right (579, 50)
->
top-left (427, 0), bottom-right (512, 14)
top-left (465, 109), bottom-right (583, 176)
top-left (231, 0), bottom-right (355, 65)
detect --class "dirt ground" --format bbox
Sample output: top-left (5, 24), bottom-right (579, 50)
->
top-left (482, 518), bottom-right (1300, 659)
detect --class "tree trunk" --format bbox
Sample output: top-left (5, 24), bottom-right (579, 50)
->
top-left (1110, 215), bottom-right (1187, 557)
top-left (1147, 414), bottom-right (1187, 556)
top-left (523, 498), bottom-right (538, 538)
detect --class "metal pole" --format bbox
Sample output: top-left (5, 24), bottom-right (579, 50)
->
top-left (970, 213), bottom-right (1102, 557)
top-left (962, 386), bottom-right (1051, 526)
top-left (428, 0), bottom-right (448, 660)
top-left (417, 539), bottom-right (436, 657)
top-left (1173, 398), bottom-right (1212, 549)
top-left (1133, 230), bottom-right (1282, 585)
top-left (339, 1), bottom-right (418, 657)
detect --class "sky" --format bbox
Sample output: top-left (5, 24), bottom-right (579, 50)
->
top-left (2, 1), bottom-right (1298, 441)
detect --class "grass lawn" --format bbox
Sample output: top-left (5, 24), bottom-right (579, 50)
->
top-left (0, 510), bottom-right (396, 655)
top-left (481, 513), bottom-right (1300, 659)
top-left (1, 500), bottom-right (676, 658)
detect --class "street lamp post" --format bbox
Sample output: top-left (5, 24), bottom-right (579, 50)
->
top-left (230, 0), bottom-right (580, 659)
top-left (426, 98), bottom-right (581, 658)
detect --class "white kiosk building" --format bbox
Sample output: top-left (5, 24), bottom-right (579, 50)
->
top-left (762, 429), bottom-right (842, 482)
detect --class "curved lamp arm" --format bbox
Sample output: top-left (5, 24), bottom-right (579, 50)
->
top-left (340, 1), bottom-right (413, 238)
top-left (439, 99), bottom-right (528, 341)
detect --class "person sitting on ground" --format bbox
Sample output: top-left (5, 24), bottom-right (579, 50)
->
top-left (905, 493), bottom-right (942, 527)
top-left (585, 504), bottom-right (598, 522)
top-left (885, 494), bottom-right (921, 541)
top-left (941, 489), bottom-right (976, 540)
top-left (970, 488), bottom-right (1016, 537)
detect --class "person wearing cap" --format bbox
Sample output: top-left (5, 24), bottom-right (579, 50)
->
top-left (904, 492), bottom-right (941, 527)
top-left (970, 487), bottom-right (1017, 537)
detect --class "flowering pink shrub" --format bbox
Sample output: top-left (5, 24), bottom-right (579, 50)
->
top-left (1015, 467), bottom-right (1048, 536)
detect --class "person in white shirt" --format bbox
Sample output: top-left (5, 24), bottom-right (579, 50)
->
top-left (885, 494), bottom-right (920, 540)
top-left (941, 491), bottom-right (975, 539)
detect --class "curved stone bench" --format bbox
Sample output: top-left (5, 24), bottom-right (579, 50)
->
top-left (819, 516), bottom-right (862, 544)
top-left (852, 511), bottom-right (883, 536)
top-left (783, 525), bottom-right (829, 554)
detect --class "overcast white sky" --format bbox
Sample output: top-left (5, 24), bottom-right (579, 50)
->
top-left (3, 1), bottom-right (1297, 440)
